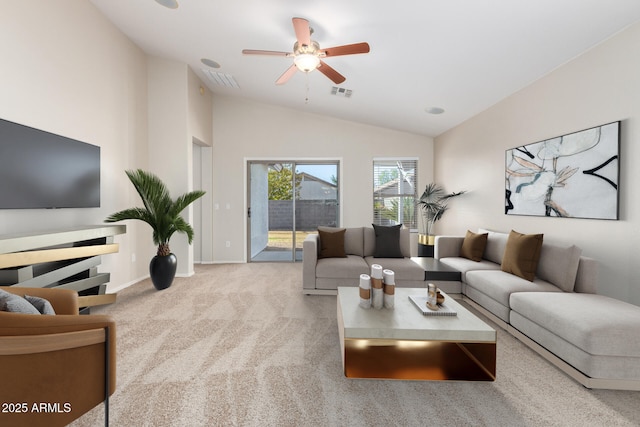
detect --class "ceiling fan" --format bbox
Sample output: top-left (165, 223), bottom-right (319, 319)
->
top-left (242, 17), bottom-right (370, 85)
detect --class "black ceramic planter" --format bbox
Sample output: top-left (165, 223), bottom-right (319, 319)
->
top-left (149, 253), bottom-right (177, 290)
top-left (418, 243), bottom-right (434, 257)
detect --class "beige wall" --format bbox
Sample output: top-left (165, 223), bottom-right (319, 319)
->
top-left (147, 57), bottom-right (194, 276)
top-left (188, 68), bottom-right (213, 147)
top-left (147, 59), bottom-right (215, 275)
top-left (211, 95), bottom-right (433, 262)
top-left (188, 68), bottom-right (214, 264)
top-left (0, 1), bottom-right (151, 290)
top-left (435, 22), bottom-right (640, 305)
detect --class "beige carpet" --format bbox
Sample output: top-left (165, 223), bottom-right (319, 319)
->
top-left (71, 263), bottom-right (640, 427)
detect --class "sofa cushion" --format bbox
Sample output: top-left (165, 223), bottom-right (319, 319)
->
top-left (439, 257), bottom-right (501, 281)
top-left (316, 255), bottom-right (369, 279)
top-left (460, 230), bottom-right (488, 262)
top-left (574, 256), bottom-right (598, 294)
top-left (344, 227), bottom-right (364, 256)
top-left (0, 289), bottom-right (41, 315)
top-left (465, 285), bottom-right (512, 323)
top-left (465, 269), bottom-right (562, 307)
top-left (478, 228), bottom-right (509, 264)
top-left (509, 310), bottom-right (640, 380)
top-left (501, 230), bottom-right (543, 281)
top-left (536, 243), bottom-right (582, 292)
top-left (317, 227), bottom-right (347, 258)
top-left (364, 256), bottom-right (425, 281)
top-left (400, 228), bottom-right (411, 258)
top-left (371, 224), bottom-right (403, 258)
top-left (510, 292), bottom-right (640, 357)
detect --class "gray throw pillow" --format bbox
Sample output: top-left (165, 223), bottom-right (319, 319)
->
top-left (0, 288), bottom-right (41, 315)
top-left (25, 295), bottom-right (56, 315)
top-left (372, 224), bottom-right (403, 258)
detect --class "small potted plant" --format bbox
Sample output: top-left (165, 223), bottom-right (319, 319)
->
top-left (105, 169), bottom-right (205, 290)
top-left (417, 183), bottom-right (465, 256)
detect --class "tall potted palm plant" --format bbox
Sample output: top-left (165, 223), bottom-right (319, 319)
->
top-left (417, 183), bottom-right (465, 255)
top-left (105, 169), bottom-right (205, 290)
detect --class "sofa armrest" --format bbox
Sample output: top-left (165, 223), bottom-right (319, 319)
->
top-left (0, 311), bottom-right (117, 380)
top-left (434, 236), bottom-right (464, 259)
top-left (303, 233), bottom-right (319, 290)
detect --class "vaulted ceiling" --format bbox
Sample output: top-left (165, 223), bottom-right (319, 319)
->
top-left (90, 0), bottom-right (640, 137)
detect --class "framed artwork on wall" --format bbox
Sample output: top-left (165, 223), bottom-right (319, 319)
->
top-left (505, 121), bottom-right (620, 220)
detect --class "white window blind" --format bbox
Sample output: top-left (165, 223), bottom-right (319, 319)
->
top-left (373, 158), bottom-right (418, 230)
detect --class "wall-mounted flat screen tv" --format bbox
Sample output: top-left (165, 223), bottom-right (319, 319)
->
top-left (0, 118), bottom-right (100, 209)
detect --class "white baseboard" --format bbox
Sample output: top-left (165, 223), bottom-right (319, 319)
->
top-left (206, 260), bottom-right (245, 264)
top-left (176, 271), bottom-right (195, 278)
top-left (107, 275), bottom-right (148, 293)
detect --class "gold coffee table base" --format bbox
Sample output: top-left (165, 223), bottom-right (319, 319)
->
top-left (343, 338), bottom-right (496, 381)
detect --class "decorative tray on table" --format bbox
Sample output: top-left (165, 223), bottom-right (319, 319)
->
top-left (408, 295), bottom-right (457, 316)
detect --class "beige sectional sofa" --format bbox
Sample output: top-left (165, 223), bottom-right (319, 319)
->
top-left (436, 229), bottom-right (640, 390)
top-left (303, 226), bottom-right (425, 295)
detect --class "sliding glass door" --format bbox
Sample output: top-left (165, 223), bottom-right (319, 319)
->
top-left (248, 161), bottom-right (339, 262)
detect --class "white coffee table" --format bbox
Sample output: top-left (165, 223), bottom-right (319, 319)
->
top-left (337, 286), bottom-right (496, 381)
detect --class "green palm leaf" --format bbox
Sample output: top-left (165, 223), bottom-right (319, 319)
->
top-left (105, 169), bottom-right (205, 256)
top-left (417, 183), bottom-right (465, 236)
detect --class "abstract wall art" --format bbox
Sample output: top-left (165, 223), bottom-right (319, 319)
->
top-left (505, 121), bottom-right (620, 220)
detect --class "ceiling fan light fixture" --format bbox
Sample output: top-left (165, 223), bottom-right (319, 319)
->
top-left (243, 17), bottom-right (369, 85)
top-left (294, 54), bottom-right (320, 72)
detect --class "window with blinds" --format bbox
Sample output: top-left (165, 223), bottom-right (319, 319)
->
top-left (373, 158), bottom-right (418, 230)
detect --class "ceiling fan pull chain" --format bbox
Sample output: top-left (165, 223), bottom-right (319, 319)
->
top-left (305, 72), bottom-right (310, 104)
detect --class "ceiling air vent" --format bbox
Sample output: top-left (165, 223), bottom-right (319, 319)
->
top-left (202, 69), bottom-right (239, 88)
top-left (331, 86), bottom-right (352, 98)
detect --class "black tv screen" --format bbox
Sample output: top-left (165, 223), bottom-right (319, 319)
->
top-left (0, 118), bottom-right (100, 209)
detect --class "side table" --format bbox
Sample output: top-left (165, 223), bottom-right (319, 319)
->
top-left (411, 257), bottom-right (462, 295)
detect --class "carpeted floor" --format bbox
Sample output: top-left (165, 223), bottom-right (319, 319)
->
top-left (71, 263), bottom-right (640, 426)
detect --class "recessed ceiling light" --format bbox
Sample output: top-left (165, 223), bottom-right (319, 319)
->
top-left (155, 0), bottom-right (178, 9)
top-left (201, 58), bottom-right (221, 69)
top-left (425, 107), bottom-right (445, 115)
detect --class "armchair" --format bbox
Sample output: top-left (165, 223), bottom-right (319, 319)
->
top-left (0, 287), bottom-right (116, 427)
